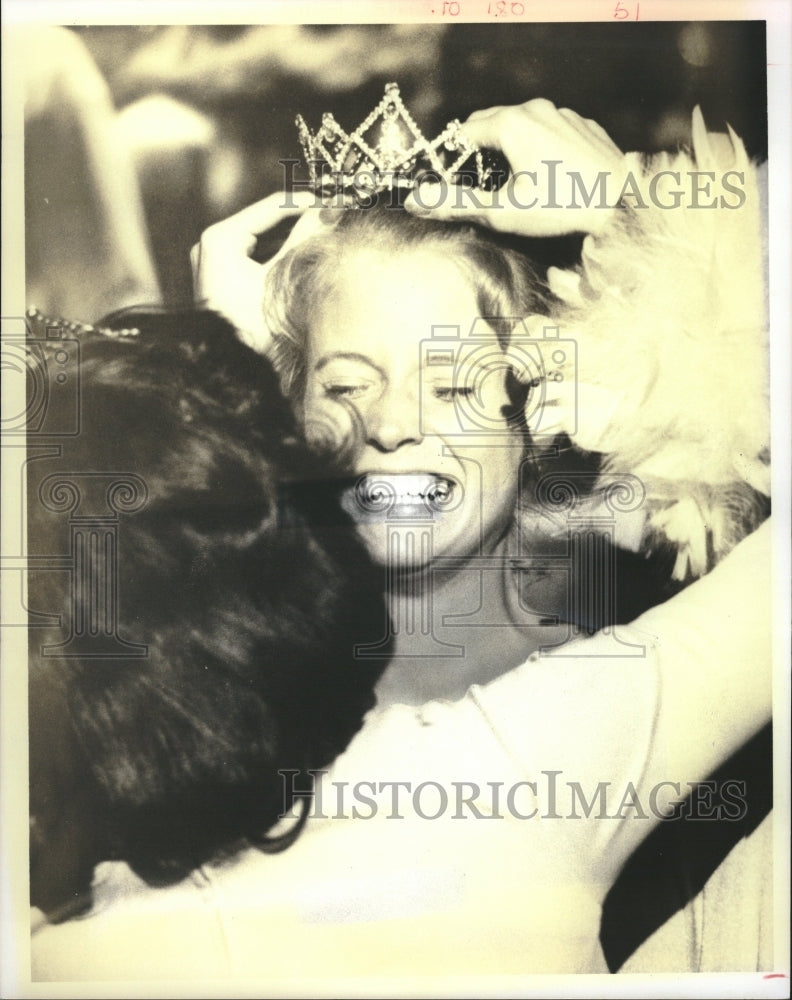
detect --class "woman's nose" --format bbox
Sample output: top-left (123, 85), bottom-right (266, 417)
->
top-left (364, 386), bottom-right (424, 452)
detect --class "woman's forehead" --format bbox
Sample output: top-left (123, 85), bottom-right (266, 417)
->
top-left (309, 249), bottom-right (484, 355)
top-left (334, 246), bottom-right (479, 304)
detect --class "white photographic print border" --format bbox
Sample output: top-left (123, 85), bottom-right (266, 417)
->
top-left (2, 2), bottom-right (790, 997)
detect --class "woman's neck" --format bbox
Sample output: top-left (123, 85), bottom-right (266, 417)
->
top-left (372, 528), bottom-right (571, 707)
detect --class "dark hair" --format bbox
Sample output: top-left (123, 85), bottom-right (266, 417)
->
top-left (263, 206), bottom-right (547, 401)
top-left (28, 310), bottom-right (387, 920)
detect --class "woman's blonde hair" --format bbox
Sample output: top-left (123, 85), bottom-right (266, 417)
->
top-left (263, 206), bottom-right (546, 401)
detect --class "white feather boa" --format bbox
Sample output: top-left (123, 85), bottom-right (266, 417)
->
top-left (524, 109), bottom-right (770, 580)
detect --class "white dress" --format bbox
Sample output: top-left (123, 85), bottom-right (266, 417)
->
top-left (31, 521), bottom-right (772, 984)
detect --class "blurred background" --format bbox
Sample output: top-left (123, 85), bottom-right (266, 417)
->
top-left (24, 21), bottom-right (767, 321)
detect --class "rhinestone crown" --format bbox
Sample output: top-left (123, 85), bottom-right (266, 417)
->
top-left (296, 82), bottom-right (492, 202)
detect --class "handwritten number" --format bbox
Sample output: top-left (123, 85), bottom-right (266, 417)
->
top-left (613, 1), bottom-right (640, 19)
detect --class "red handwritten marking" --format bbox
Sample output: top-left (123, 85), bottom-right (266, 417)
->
top-left (613, 1), bottom-right (640, 21)
top-left (763, 973), bottom-right (787, 979)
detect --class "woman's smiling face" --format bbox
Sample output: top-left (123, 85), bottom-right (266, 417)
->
top-left (304, 248), bottom-right (526, 567)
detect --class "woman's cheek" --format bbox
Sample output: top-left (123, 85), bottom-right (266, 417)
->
top-left (455, 383), bottom-right (512, 436)
top-left (302, 390), bottom-right (360, 454)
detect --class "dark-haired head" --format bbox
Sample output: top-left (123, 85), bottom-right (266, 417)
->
top-left (28, 310), bottom-right (387, 920)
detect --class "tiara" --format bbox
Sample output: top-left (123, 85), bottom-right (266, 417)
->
top-left (25, 307), bottom-right (140, 339)
top-left (295, 82), bottom-right (492, 202)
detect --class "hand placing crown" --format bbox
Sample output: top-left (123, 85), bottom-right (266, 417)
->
top-left (295, 82), bottom-right (493, 204)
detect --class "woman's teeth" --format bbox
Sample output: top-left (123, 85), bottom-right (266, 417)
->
top-left (356, 474), bottom-right (457, 509)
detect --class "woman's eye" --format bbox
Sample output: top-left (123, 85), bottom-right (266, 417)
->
top-left (432, 386), bottom-right (475, 403)
top-left (322, 383), bottom-right (371, 400)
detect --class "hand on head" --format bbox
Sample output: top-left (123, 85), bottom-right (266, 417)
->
top-left (404, 99), bottom-right (627, 237)
top-left (190, 100), bottom-right (627, 345)
top-left (191, 190), bottom-right (328, 352)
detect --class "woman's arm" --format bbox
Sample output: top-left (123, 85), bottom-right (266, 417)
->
top-left (618, 517), bottom-right (771, 807)
top-left (471, 517), bottom-right (772, 888)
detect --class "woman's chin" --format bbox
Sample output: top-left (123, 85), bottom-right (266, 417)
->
top-left (351, 520), bottom-right (437, 569)
top-left (350, 514), bottom-right (488, 573)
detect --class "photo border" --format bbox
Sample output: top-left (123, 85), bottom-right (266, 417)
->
top-left (2, 2), bottom-right (790, 997)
